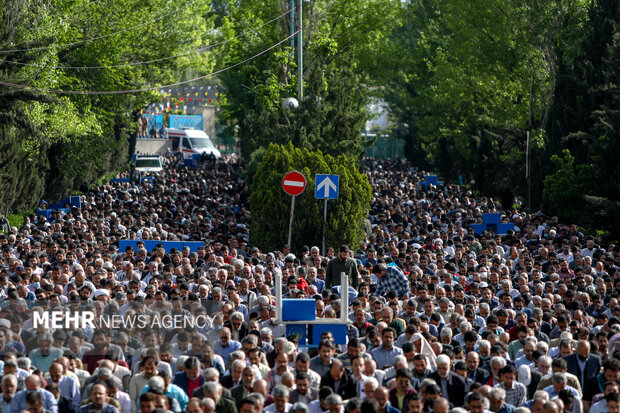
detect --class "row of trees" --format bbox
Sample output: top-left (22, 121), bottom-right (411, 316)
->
top-left (2, 0), bottom-right (617, 237)
top-left (214, 0), bottom-right (620, 235)
top-left (212, 0), bottom-right (398, 161)
top-left (375, 0), bottom-right (620, 234)
top-left (0, 0), bottom-right (385, 249)
top-left (0, 0), bottom-right (215, 212)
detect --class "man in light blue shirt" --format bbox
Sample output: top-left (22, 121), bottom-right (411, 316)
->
top-left (0, 374), bottom-right (17, 413)
top-left (306, 267), bottom-right (325, 293)
top-left (371, 327), bottom-right (403, 370)
top-left (213, 327), bottom-right (241, 365)
top-left (29, 333), bottom-right (63, 374)
top-left (543, 372), bottom-right (583, 413)
top-left (140, 369), bottom-right (188, 411)
top-left (9, 375), bottom-right (58, 413)
top-left (48, 361), bottom-right (81, 411)
top-left (514, 340), bottom-right (537, 370)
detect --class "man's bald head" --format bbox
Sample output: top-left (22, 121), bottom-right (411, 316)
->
top-left (25, 375), bottom-right (41, 390)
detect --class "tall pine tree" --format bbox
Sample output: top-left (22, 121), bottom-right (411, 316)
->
top-left (543, 0), bottom-right (620, 231)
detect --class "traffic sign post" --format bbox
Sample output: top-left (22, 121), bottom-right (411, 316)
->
top-left (315, 174), bottom-right (339, 255)
top-left (282, 171), bottom-right (306, 247)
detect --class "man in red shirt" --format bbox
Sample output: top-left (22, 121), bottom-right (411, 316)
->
top-left (82, 329), bottom-right (111, 374)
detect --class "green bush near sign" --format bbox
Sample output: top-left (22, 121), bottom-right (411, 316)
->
top-left (250, 143), bottom-right (371, 252)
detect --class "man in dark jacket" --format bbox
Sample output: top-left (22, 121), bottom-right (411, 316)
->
top-left (427, 354), bottom-right (466, 407)
top-left (583, 358), bottom-right (620, 410)
top-left (389, 368), bottom-right (418, 413)
top-left (565, 341), bottom-right (602, 385)
top-left (46, 382), bottom-right (74, 413)
top-left (230, 366), bottom-right (255, 407)
top-left (172, 357), bottom-right (204, 398)
top-left (325, 245), bottom-right (359, 289)
top-left (319, 360), bottom-right (357, 400)
top-left (466, 352), bottom-right (490, 384)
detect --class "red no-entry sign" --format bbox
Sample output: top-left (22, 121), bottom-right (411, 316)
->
top-left (282, 171), bottom-right (306, 196)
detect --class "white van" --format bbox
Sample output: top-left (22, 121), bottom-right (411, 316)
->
top-left (134, 155), bottom-right (163, 173)
top-left (166, 128), bottom-right (221, 158)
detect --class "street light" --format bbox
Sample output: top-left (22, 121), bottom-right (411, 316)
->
top-left (284, 0), bottom-right (308, 110)
top-left (282, 97), bottom-right (299, 110)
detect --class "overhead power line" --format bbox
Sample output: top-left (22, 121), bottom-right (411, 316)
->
top-left (0, 10), bottom-right (292, 69)
top-left (0, 31), bottom-right (298, 95)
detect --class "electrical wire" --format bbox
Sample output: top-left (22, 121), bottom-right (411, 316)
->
top-left (0, 10), bottom-right (292, 69)
top-left (0, 31), bottom-right (298, 95)
top-left (0, 0), bottom-right (204, 54)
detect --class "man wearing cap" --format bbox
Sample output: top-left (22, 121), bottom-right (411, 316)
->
top-left (94, 288), bottom-right (110, 301)
top-left (325, 245), bottom-right (359, 290)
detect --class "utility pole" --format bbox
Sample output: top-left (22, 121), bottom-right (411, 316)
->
top-left (290, 0), bottom-right (295, 53)
top-left (527, 76), bottom-right (533, 210)
top-left (297, 0), bottom-right (303, 100)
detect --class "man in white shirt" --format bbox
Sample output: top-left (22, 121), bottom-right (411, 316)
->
top-left (264, 385), bottom-right (292, 413)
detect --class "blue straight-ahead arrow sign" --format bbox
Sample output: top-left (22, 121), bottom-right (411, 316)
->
top-left (315, 174), bottom-right (339, 199)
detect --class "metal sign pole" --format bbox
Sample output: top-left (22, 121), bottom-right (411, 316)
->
top-left (275, 271), bottom-right (283, 324)
top-left (340, 272), bottom-right (349, 324)
top-left (288, 195), bottom-right (296, 247)
top-left (322, 199), bottom-right (327, 256)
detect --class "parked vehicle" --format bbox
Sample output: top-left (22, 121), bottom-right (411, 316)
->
top-left (166, 128), bottom-right (221, 158)
top-left (134, 155), bottom-right (163, 173)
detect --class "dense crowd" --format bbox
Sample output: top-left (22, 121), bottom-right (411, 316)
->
top-left (0, 154), bottom-right (619, 413)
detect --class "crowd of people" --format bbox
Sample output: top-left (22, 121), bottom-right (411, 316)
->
top-left (0, 153), bottom-right (619, 413)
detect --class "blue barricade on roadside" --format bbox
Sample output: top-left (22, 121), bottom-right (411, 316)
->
top-left (118, 240), bottom-right (204, 253)
top-left (48, 196), bottom-right (81, 209)
top-left (36, 208), bottom-right (70, 220)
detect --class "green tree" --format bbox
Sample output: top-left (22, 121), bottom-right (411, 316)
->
top-left (250, 143), bottom-right (371, 252)
top-left (543, 0), bottom-right (619, 231)
top-left (0, 127), bottom-right (49, 212)
top-left (0, 0), bottom-right (217, 208)
top-left (378, 0), bottom-right (588, 197)
top-left (216, 0), bottom-right (400, 160)
top-left (543, 149), bottom-right (596, 224)
top-left (0, 5), bottom-right (54, 212)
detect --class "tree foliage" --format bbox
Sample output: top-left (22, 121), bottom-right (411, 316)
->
top-left (0, 0), bottom-right (216, 211)
top-left (374, 0), bottom-right (620, 234)
top-left (250, 143), bottom-right (371, 252)
top-left (377, 0), bottom-right (589, 196)
top-left (543, 150), bottom-right (596, 224)
top-left (215, 0), bottom-right (400, 160)
top-left (543, 0), bottom-right (620, 231)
